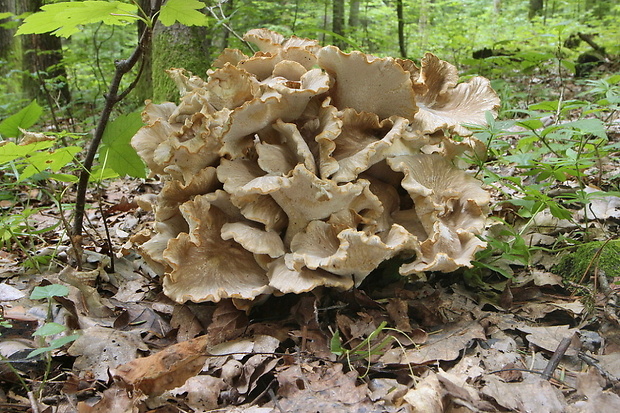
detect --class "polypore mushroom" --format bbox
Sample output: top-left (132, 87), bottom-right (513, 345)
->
top-left (130, 28), bottom-right (499, 305)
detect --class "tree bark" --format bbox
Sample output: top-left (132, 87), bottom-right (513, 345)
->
top-left (17, 0), bottom-right (71, 106)
top-left (396, 0), bottom-right (406, 58)
top-left (133, 0), bottom-right (153, 103)
top-left (332, 0), bottom-right (345, 49)
top-left (152, 21), bottom-right (211, 102)
top-left (348, 0), bottom-right (360, 29)
top-left (0, 0), bottom-right (19, 95)
top-left (528, 0), bottom-right (544, 20)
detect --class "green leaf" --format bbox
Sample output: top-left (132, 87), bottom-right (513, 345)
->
top-left (16, 1), bottom-right (137, 37)
top-left (330, 330), bottom-right (344, 355)
top-left (89, 166), bottom-right (120, 182)
top-left (30, 284), bottom-right (69, 300)
top-left (19, 146), bottom-right (81, 181)
top-left (33, 322), bottom-right (67, 337)
top-left (0, 141), bottom-right (54, 165)
top-left (159, 0), bottom-right (208, 26)
top-left (99, 112), bottom-right (146, 178)
top-left (0, 100), bottom-right (42, 138)
top-left (27, 334), bottom-right (79, 358)
top-left (0, 12), bottom-right (12, 19)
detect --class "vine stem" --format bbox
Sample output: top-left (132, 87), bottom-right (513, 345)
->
top-left (71, 2), bottom-right (162, 245)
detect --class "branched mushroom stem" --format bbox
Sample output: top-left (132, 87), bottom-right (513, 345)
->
top-left (71, 1), bottom-right (162, 247)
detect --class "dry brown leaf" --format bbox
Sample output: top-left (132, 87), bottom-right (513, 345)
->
top-left (77, 385), bottom-right (144, 413)
top-left (68, 326), bottom-right (148, 381)
top-left (517, 324), bottom-right (579, 354)
top-left (481, 375), bottom-right (566, 413)
top-left (276, 362), bottom-right (380, 412)
top-left (403, 371), bottom-right (444, 413)
top-left (568, 368), bottom-right (620, 412)
top-left (436, 369), bottom-right (495, 411)
top-left (169, 375), bottom-right (227, 411)
top-left (170, 304), bottom-right (204, 341)
top-left (206, 299), bottom-right (249, 344)
top-left (381, 321), bottom-right (485, 365)
top-left (111, 334), bottom-right (213, 396)
top-left (386, 298), bottom-right (413, 332)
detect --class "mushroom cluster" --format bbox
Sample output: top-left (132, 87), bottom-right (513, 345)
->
top-left (131, 29), bottom-right (499, 305)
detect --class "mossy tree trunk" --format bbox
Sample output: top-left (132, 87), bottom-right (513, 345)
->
top-left (151, 21), bottom-right (211, 103)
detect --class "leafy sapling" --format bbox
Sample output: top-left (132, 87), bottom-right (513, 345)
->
top-left (28, 283), bottom-right (79, 359)
top-left (27, 283), bottom-right (79, 398)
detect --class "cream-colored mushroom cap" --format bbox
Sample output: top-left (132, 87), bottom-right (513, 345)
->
top-left (317, 46), bottom-right (418, 121)
top-left (162, 195), bottom-right (271, 303)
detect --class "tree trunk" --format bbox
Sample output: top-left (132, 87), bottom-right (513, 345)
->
top-left (348, 0), bottom-right (360, 31)
top-left (133, 0), bottom-right (153, 103)
top-left (396, 0), bottom-right (406, 58)
top-left (332, 0), bottom-right (345, 49)
top-left (0, 0), bottom-right (19, 96)
top-left (528, 0), bottom-right (544, 20)
top-left (0, 0), bottom-right (15, 63)
top-left (17, 0), bottom-right (71, 106)
top-left (151, 21), bottom-right (211, 102)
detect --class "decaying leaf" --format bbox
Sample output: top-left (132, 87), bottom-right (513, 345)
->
top-left (482, 375), bottom-right (567, 413)
top-left (111, 334), bottom-right (213, 396)
top-left (381, 321), bottom-right (486, 365)
top-left (276, 362), bottom-right (381, 412)
top-left (68, 326), bottom-right (148, 381)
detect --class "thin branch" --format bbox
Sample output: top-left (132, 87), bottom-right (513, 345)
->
top-left (72, 1), bottom-right (162, 240)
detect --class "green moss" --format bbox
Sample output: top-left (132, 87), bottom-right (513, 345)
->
top-left (151, 23), bottom-right (210, 102)
top-left (553, 240), bottom-right (620, 282)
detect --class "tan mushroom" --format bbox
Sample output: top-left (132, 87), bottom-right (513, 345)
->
top-left (317, 46), bottom-right (418, 120)
top-left (268, 256), bottom-right (354, 294)
top-left (130, 29), bottom-right (498, 304)
top-left (387, 153), bottom-right (489, 273)
top-left (411, 54), bottom-right (500, 136)
top-left (286, 220), bottom-right (418, 286)
top-left (162, 194), bottom-right (271, 303)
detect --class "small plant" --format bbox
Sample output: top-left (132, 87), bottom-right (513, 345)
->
top-left (28, 284), bottom-right (79, 398)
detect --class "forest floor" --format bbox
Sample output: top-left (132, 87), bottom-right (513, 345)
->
top-left (1, 73), bottom-right (620, 413)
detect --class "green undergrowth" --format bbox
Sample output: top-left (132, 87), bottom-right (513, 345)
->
top-left (464, 73), bottom-right (620, 282)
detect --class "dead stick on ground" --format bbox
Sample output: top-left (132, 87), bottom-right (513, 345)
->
top-left (541, 334), bottom-right (574, 380)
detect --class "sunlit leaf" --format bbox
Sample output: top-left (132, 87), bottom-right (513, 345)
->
top-left (159, 0), bottom-right (208, 26)
top-left (18, 146), bottom-right (81, 181)
top-left (0, 141), bottom-right (54, 165)
top-left (0, 100), bottom-right (42, 138)
top-left (34, 322), bottom-right (67, 337)
top-left (16, 1), bottom-right (137, 37)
